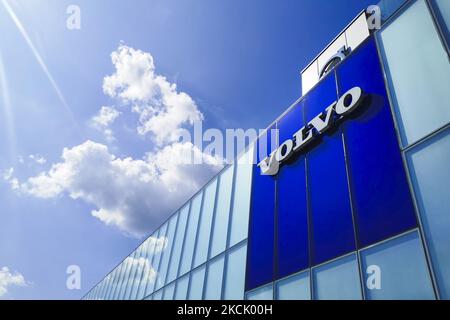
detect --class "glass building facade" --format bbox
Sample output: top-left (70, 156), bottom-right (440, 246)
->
top-left (84, 0), bottom-right (450, 300)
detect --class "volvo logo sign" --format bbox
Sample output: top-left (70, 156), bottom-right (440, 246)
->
top-left (319, 46), bottom-right (350, 79)
top-left (258, 86), bottom-right (364, 176)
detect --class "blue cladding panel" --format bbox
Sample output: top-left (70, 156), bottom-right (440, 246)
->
top-left (337, 38), bottom-right (417, 248)
top-left (305, 73), bottom-right (356, 265)
top-left (246, 127), bottom-right (276, 290)
top-left (277, 101), bottom-right (309, 277)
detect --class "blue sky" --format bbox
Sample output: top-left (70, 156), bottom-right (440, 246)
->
top-left (0, 0), bottom-right (374, 299)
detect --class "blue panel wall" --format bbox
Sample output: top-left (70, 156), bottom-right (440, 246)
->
top-left (277, 101), bottom-right (309, 278)
top-left (246, 37), bottom-right (418, 292)
top-left (305, 73), bottom-right (356, 265)
top-left (336, 38), bottom-right (417, 248)
top-left (246, 127), bottom-right (276, 290)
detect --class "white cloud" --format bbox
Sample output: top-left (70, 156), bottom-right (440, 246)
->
top-left (90, 106), bottom-right (121, 142)
top-left (15, 140), bottom-right (221, 237)
top-left (0, 266), bottom-right (27, 297)
top-left (92, 106), bottom-right (121, 128)
top-left (3, 44), bottom-right (223, 238)
top-left (3, 168), bottom-right (19, 190)
top-left (103, 45), bottom-right (203, 145)
top-left (29, 154), bottom-right (47, 165)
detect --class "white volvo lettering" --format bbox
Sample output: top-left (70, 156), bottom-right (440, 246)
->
top-left (258, 86), bottom-right (364, 175)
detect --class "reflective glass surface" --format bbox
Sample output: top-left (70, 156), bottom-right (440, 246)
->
top-left (143, 222), bottom-right (167, 297)
top-left (123, 250), bottom-right (138, 300)
top-left (223, 243), bottom-right (247, 300)
top-left (313, 253), bottom-right (362, 300)
top-left (167, 204), bottom-right (190, 284)
top-left (361, 231), bottom-right (435, 300)
top-left (276, 271), bottom-right (310, 300)
top-left (194, 179), bottom-right (217, 268)
top-left (378, 0), bottom-right (450, 146)
top-left (136, 232), bottom-right (160, 299)
top-left (433, 0), bottom-right (450, 46)
top-left (337, 38), bottom-right (417, 248)
top-left (204, 255), bottom-right (225, 300)
top-left (127, 244), bottom-right (144, 300)
top-left (162, 282), bottom-right (175, 300)
top-left (179, 191), bottom-right (203, 276)
top-left (188, 265), bottom-right (206, 300)
top-left (229, 147), bottom-right (254, 247)
top-left (407, 128), bottom-right (450, 298)
top-left (174, 274), bottom-right (189, 300)
top-left (210, 166), bottom-right (234, 258)
top-left (152, 289), bottom-right (163, 300)
top-left (246, 283), bottom-right (273, 300)
top-left (155, 214), bottom-right (178, 290)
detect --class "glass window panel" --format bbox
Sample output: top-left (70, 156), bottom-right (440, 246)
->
top-left (313, 253), bottom-right (362, 300)
top-left (167, 203), bottom-right (190, 284)
top-left (378, 0), bottom-right (408, 21)
top-left (378, 0), bottom-right (450, 146)
top-left (98, 283), bottom-right (106, 300)
top-left (433, 0), bottom-right (450, 46)
top-left (122, 255), bottom-right (135, 300)
top-left (123, 250), bottom-right (139, 300)
top-left (223, 243), bottom-right (247, 300)
top-left (193, 179), bottom-right (218, 268)
top-left (155, 214), bottom-right (178, 290)
top-left (277, 101), bottom-right (309, 277)
top-left (143, 222), bottom-right (168, 297)
top-left (407, 128), bottom-right (450, 298)
top-left (114, 263), bottom-right (126, 300)
top-left (108, 268), bottom-right (122, 300)
top-left (153, 289), bottom-right (163, 300)
top-left (104, 273), bottom-right (115, 300)
top-left (97, 284), bottom-right (104, 300)
top-left (305, 72), bottom-right (356, 266)
top-left (204, 255), bottom-right (225, 300)
top-left (276, 271), bottom-right (310, 300)
top-left (117, 257), bottom-right (133, 300)
top-left (246, 283), bottom-right (273, 300)
top-left (97, 282), bottom-right (105, 300)
top-left (229, 146), bottom-right (254, 247)
top-left (174, 274), bottom-right (190, 300)
top-left (338, 38), bottom-right (417, 248)
top-left (131, 238), bottom-right (151, 300)
top-left (90, 286), bottom-right (99, 300)
top-left (188, 265), bottom-right (206, 300)
top-left (179, 192), bottom-right (203, 276)
top-left (361, 231), bottom-right (435, 300)
top-left (104, 269), bottom-right (117, 300)
top-left (94, 280), bottom-right (104, 300)
top-left (107, 266), bottom-right (118, 300)
top-left (163, 282), bottom-right (176, 300)
top-left (210, 166), bottom-right (234, 258)
top-left (133, 235), bottom-right (161, 300)
top-left (246, 127), bottom-right (276, 291)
